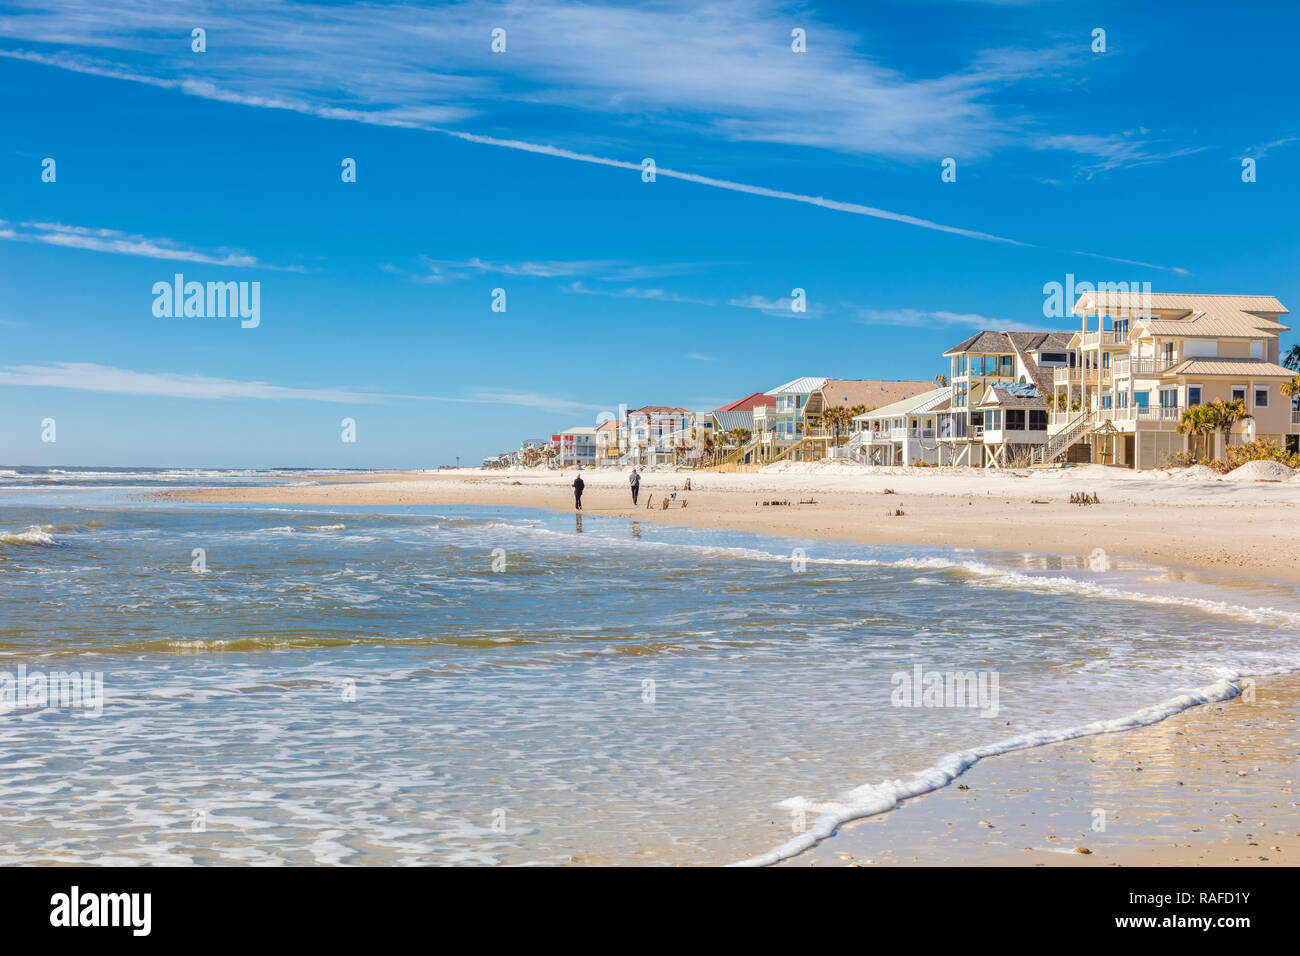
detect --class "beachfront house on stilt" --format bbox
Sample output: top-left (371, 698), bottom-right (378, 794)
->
top-left (937, 331), bottom-right (1074, 467)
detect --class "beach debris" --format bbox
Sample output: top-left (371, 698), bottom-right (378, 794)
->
top-left (798, 498), bottom-right (817, 504)
top-left (661, 498), bottom-right (671, 510)
top-left (883, 488), bottom-right (895, 495)
top-left (890, 508), bottom-right (905, 516)
top-left (1072, 846), bottom-right (1092, 854)
top-left (758, 500), bottom-right (792, 506)
top-left (1031, 499), bottom-right (1051, 504)
top-left (1069, 491), bottom-right (1101, 505)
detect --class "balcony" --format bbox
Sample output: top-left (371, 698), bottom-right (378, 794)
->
top-left (1080, 331), bottom-right (1129, 349)
top-left (1122, 357), bottom-right (1180, 377)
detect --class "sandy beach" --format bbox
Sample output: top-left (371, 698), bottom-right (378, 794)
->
top-left (168, 463), bottom-right (1300, 586)
top-left (163, 463), bottom-right (1300, 867)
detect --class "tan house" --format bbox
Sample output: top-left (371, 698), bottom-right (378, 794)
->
top-left (1042, 292), bottom-right (1299, 468)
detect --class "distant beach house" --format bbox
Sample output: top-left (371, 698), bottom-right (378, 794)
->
top-left (851, 386), bottom-right (950, 465)
top-left (624, 405), bottom-right (694, 466)
top-left (1044, 292), bottom-right (1299, 468)
top-left (755, 377), bottom-right (826, 447)
top-left (554, 427), bottom-right (597, 467)
top-left (752, 378), bottom-right (934, 463)
top-left (939, 331), bottom-right (1073, 467)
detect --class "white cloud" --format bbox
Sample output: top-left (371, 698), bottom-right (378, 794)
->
top-left (412, 258), bottom-right (698, 284)
top-left (0, 361), bottom-right (604, 413)
top-left (566, 281), bottom-right (717, 306)
top-left (0, 1), bottom-right (1189, 269)
top-left (0, 219), bottom-right (286, 268)
top-left (854, 307), bottom-right (1061, 332)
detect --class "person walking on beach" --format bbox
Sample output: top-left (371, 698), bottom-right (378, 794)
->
top-left (572, 473), bottom-right (585, 510)
top-left (628, 468), bottom-right (640, 506)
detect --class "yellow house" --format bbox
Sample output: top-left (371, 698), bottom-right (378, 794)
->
top-left (1042, 292), bottom-right (1298, 468)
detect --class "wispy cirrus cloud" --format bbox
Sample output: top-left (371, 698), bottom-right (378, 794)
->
top-left (728, 294), bottom-right (822, 318)
top-left (403, 257), bottom-right (700, 284)
top-left (0, 1), bottom-right (1189, 270)
top-left (0, 362), bottom-right (603, 413)
top-left (0, 219), bottom-right (289, 269)
top-left (565, 281), bottom-right (718, 307)
top-left (1033, 132), bottom-right (1207, 177)
top-left (0, 0), bottom-right (1061, 160)
top-left (853, 307), bottom-right (1062, 332)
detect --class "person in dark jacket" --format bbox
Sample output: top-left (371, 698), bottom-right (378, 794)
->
top-left (573, 473), bottom-right (584, 510)
top-left (628, 468), bottom-right (640, 506)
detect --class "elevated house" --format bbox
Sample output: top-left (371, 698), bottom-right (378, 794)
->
top-left (939, 331), bottom-right (1074, 467)
top-left (851, 386), bottom-right (951, 465)
top-left (623, 405), bottom-right (694, 466)
top-left (1043, 292), bottom-right (1299, 468)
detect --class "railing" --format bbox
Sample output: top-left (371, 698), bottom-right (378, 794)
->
top-left (1123, 357), bottom-right (1179, 376)
top-left (1080, 331), bottom-right (1128, 348)
top-left (1034, 412), bottom-right (1096, 465)
top-left (1292, 410), bottom-right (1300, 425)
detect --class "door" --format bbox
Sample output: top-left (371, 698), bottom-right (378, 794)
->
top-left (1124, 435), bottom-right (1135, 468)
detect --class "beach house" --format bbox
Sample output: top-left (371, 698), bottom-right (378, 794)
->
top-left (554, 427), bottom-right (597, 467)
top-left (939, 331), bottom-right (1074, 466)
top-left (850, 386), bottom-right (951, 465)
top-left (624, 405), bottom-right (694, 466)
top-left (1042, 292), bottom-right (1298, 468)
top-left (754, 377), bottom-right (826, 451)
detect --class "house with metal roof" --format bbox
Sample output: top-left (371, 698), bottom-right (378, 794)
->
top-left (1042, 292), bottom-right (1299, 468)
top-left (753, 377), bottom-right (826, 452)
top-left (849, 386), bottom-right (951, 465)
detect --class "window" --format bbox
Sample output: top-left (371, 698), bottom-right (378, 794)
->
top-left (1000, 356), bottom-right (1014, 376)
top-left (1101, 395), bottom-right (1113, 410)
top-left (1232, 386), bottom-right (1246, 402)
top-left (1006, 409), bottom-right (1026, 430)
top-left (1160, 389), bottom-right (1177, 410)
top-left (1134, 391), bottom-right (1150, 408)
top-left (1118, 392), bottom-right (1129, 409)
top-left (1187, 386), bottom-right (1202, 406)
top-left (1029, 409), bottom-right (1047, 430)
top-left (1102, 352), bottom-right (1112, 369)
top-left (1113, 319), bottom-right (1130, 336)
top-left (1041, 351), bottom-right (1068, 364)
top-left (956, 356), bottom-right (968, 377)
top-left (986, 409), bottom-right (1001, 429)
top-left (1163, 342), bottom-right (1175, 364)
top-left (1255, 387), bottom-right (1269, 408)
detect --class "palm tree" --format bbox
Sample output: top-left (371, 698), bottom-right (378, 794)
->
top-left (1281, 374), bottom-right (1300, 409)
top-left (1284, 344), bottom-right (1300, 371)
top-left (727, 427), bottom-right (752, 449)
top-left (818, 406), bottom-right (854, 445)
top-left (934, 374), bottom-right (949, 387)
top-left (1177, 405), bottom-right (1214, 460)
top-left (1204, 398), bottom-right (1252, 458)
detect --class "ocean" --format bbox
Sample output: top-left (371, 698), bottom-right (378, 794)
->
top-left (2, 467), bottom-right (1299, 865)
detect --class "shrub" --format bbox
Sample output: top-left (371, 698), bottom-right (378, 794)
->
top-left (1223, 439), bottom-right (1300, 471)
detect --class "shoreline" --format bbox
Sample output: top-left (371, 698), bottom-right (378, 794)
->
top-left (157, 466), bottom-right (1300, 867)
top-left (162, 465), bottom-right (1300, 589)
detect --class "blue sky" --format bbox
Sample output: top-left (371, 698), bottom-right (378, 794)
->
top-left (1, 0), bottom-right (1297, 467)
